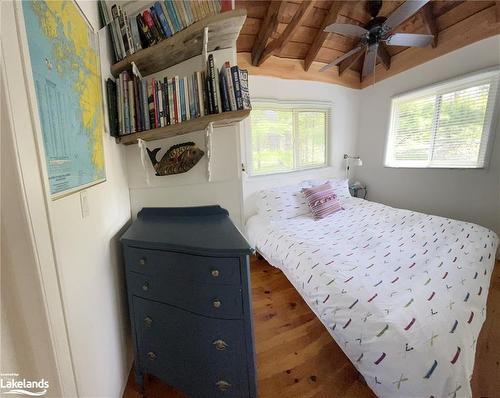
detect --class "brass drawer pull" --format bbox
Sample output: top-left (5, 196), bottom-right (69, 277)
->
top-left (147, 351), bottom-right (157, 360)
top-left (142, 282), bottom-right (149, 292)
top-left (212, 339), bottom-right (228, 351)
top-left (211, 269), bottom-right (220, 278)
top-left (144, 317), bottom-right (153, 328)
top-left (139, 257), bottom-right (146, 266)
top-left (216, 380), bottom-right (231, 392)
top-left (212, 299), bottom-right (222, 309)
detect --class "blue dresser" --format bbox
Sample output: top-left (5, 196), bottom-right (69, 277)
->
top-left (121, 206), bottom-right (256, 397)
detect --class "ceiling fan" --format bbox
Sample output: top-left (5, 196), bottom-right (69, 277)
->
top-left (320, 0), bottom-right (434, 80)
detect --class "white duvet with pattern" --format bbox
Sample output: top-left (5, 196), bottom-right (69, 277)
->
top-left (246, 197), bottom-right (498, 398)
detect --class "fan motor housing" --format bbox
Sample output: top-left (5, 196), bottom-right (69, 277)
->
top-left (365, 16), bottom-right (388, 45)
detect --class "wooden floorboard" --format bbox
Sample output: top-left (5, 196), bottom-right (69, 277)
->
top-left (123, 258), bottom-right (500, 398)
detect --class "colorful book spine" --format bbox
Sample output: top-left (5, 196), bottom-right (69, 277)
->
top-left (223, 62), bottom-right (237, 111)
top-left (160, 2), bottom-right (175, 35)
top-left (219, 68), bottom-right (230, 112)
top-left (239, 68), bottom-right (251, 110)
top-left (175, 0), bottom-right (188, 29)
top-left (231, 65), bottom-right (243, 110)
top-left (196, 71), bottom-right (205, 117)
top-left (174, 76), bottom-right (181, 123)
top-left (123, 10), bottom-right (135, 54)
top-left (154, 2), bottom-right (172, 37)
top-left (129, 16), bottom-right (142, 52)
top-left (179, 77), bottom-right (187, 121)
top-left (134, 77), bottom-right (142, 131)
top-left (165, 0), bottom-right (182, 32)
top-left (143, 10), bottom-right (162, 42)
top-left (141, 80), bottom-right (150, 130)
top-left (147, 80), bottom-right (155, 128)
top-left (167, 80), bottom-right (175, 124)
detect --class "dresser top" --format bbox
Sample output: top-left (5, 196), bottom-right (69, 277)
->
top-left (121, 206), bottom-right (252, 256)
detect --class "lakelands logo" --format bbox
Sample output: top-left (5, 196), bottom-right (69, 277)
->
top-left (0, 373), bottom-right (49, 396)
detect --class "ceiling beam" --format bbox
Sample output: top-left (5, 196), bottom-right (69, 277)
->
top-left (421, 3), bottom-right (438, 48)
top-left (377, 43), bottom-right (391, 69)
top-left (251, 1), bottom-right (283, 66)
top-left (338, 46), bottom-right (364, 76)
top-left (434, 1), bottom-right (464, 18)
top-left (497, 1), bottom-right (500, 22)
top-left (257, 1), bottom-right (315, 66)
top-left (304, 1), bottom-right (344, 72)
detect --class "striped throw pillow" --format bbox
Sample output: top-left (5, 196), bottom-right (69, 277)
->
top-left (302, 183), bottom-right (343, 219)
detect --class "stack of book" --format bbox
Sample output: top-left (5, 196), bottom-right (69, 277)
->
top-left (106, 55), bottom-right (251, 137)
top-left (98, 1), bottom-right (232, 63)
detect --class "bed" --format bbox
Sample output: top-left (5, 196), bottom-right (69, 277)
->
top-left (245, 179), bottom-right (498, 398)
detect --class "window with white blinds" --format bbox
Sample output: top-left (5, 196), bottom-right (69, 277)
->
top-left (247, 102), bottom-right (329, 176)
top-left (385, 69), bottom-right (500, 168)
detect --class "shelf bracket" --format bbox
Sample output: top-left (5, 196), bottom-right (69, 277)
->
top-left (205, 121), bottom-right (213, 182)
top-left (202, 26), bottom-right (209, 69)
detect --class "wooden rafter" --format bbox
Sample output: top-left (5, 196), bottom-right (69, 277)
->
top-left (256, 1), bottom-right (315, 66)
top-left (497, 1), bottom-right (500, 22)
top-left (251, 1), bottom-right (283, 66)
top-left (338, 47), bottom-right (364, 76)
top-left (377, 42), bottom-right (391, 70)
top-left (304, 1), bottom-right (344, 72)
top-left (421, 3), bottom-right (438, 48)
top-left (434, 1), bottom-right (464, 18)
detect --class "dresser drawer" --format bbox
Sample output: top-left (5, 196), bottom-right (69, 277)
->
top-left (127, 271), bottom-right (243, 319)
top-left (134, 297), bottom-right (249, 398)
top-left (124, 247), bottom-right (241, 285)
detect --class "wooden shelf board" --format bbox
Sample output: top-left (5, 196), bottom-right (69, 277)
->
top-left (110, 9), bottom-right (247, 78)
top-left (116, 109), bottom-right (251, 145)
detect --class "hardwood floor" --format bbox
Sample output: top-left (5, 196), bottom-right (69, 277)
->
top-left (123, 258), bottom-right (500, 398)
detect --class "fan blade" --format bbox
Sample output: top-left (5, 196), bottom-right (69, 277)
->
top-left (383, 0), bottom-right (430, 32)
top-left (319, 46), bottom-right (364, 72)
top-left (387, 33), bottom-right (434, 47)
top-left (324, 23), bottom-right (368, 38)
top-left (362, 43), bottom-right (378, 79)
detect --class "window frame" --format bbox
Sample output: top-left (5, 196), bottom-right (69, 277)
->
top-left (384, 67), bottom-right (500, 169)
top-left (244, 99), bottom-right (331, 177)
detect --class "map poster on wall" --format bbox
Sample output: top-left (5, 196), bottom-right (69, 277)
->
top-left (21, 0), bottom-right (106, 198)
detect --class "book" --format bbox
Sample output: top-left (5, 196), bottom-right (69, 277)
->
top-left (136, 14), bottom-right (155, 48)
top-left (165, 0), bottom-right (182, 32)
top-left (205, 72), bottom-right (213, 114)
top-left (188, 74), bottom-right (196, 119)
top-left (129, 15), bottom-right (142, 52)
top-left (174, 0), bottom-right (188, 29)
top-left (239, 68), bottom-right (251, 110)
top-left (183, 1), bottom-right (194, 25)
top-left (221, 0), bottom-right (232, 12)
top-left (123, 10), bottom-right (135, 54)
top-left (179, 77), bottom-right (186, 122)
top-left (117, 5), bottom-right (132, 56)
top-left (167, 80), bottom-right (175, 124)
top-left (196, 71), bottom-right (205, 117)
top-left (117, 73), bottom-right (123, 134)
top-left (110, 5), bottom-right (126, 59)
top-left (207, 54), bottom-right (218, 114)
top-left (123, 72), bottom-right (130, 133)
top-left (106, 78), bottom-right (119, 137)
top-left (134, 76), bottom-right (142, 131)
top-left (174, 76), bottom-right (181, 123)
top-left (143, 10), bottom-right (162, 42)
top-left (156, 80), bottom-right (164, 127)
top-left (147, 80), bottom-right (155, 128)
top-left (160, 2), bottom-right (175, 35)
top-left (162, 77), bottom-right (170, 125)
top-left (150, 6), bottom-right (166, 40)
top-left (154, 1), bottom-right (172, 37)
top-left (128, 79), bottom-right (136, 132)
top-left (231, 65), bottom-right (243, 110)
top-left (192, 74), bottom-right (200, 118)
top-left (223, 62), bottom-right (237, 111)
top-left (219, 68), bottom-right (230, 112)
top-left (141, 80), bottom-right (150, 130)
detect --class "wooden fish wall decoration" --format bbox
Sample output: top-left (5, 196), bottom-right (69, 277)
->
top-left (146, 142), bottom-right (205, 176)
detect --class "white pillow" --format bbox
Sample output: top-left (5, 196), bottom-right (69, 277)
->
top-left (256, 182), bottom-right (312, 220)
top-left (306, 178), bottom-right (351, 200)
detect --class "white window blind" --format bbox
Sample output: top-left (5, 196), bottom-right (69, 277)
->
top-left (385, 69), bottom-right (500, 168)
top-left (248, 102), bottom-right (328, 176)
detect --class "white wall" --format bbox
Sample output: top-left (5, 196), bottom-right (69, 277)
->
top-left (241, 76), bottom-right (360, 219)
top-left (3, 1), bottom-right (133, 396)
top-left (127, 49), bottom-right (246, 227)
top-left (354, 36), bottom-right (500, 244)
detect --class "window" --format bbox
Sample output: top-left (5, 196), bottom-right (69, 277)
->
top-left (247, 102), bottom-right (329, 175)
top-left (385, 69), bottom-right (499, 168)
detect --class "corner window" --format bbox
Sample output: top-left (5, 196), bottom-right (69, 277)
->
top-left (385, 69), bottom-right (499, 168)
top-left (247, 102), bottom-right (329, 176)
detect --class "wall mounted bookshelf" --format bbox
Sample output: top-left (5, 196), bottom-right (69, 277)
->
top-left (116, 109), bottom-right (250, 145)
top-left (110, 9), bottom-right (247, 78)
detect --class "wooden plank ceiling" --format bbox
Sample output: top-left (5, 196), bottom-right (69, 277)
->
top-left (235, 0), bottom-right (500, 89)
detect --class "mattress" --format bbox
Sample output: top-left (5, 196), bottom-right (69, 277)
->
top-left (246, 197), bottom-right (498, 398)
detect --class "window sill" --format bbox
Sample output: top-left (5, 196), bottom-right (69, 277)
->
top-left (245, 164), bottom-right (330, 179)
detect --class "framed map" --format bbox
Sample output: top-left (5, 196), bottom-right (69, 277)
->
top-left (21, 0), bottom-right (106, 198)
